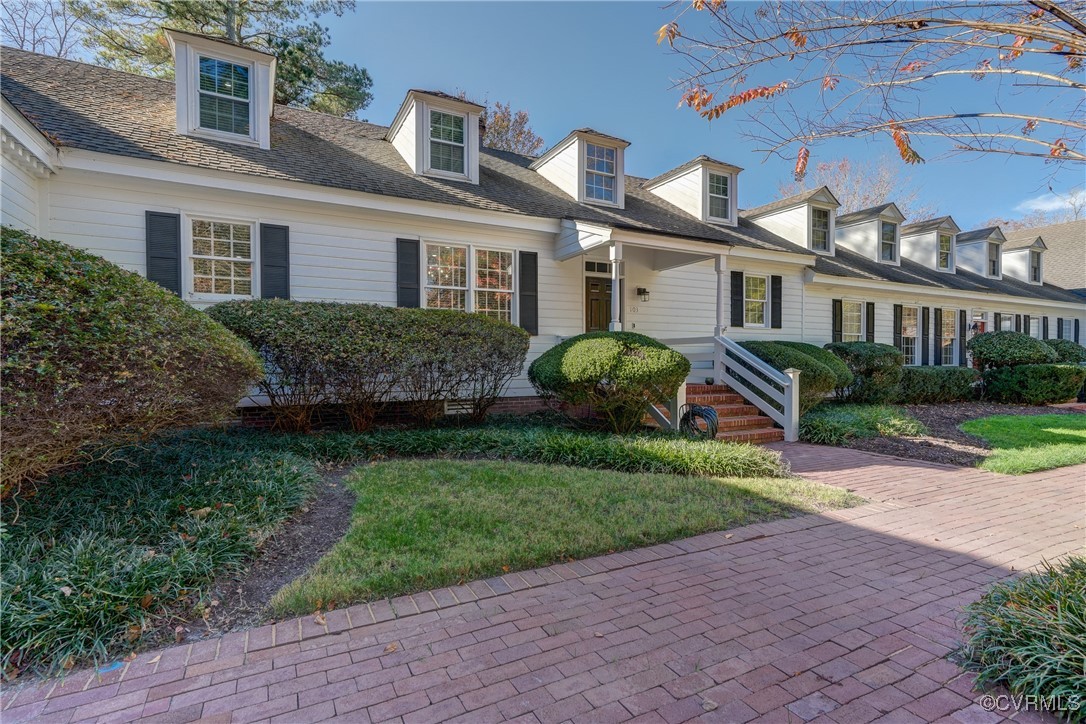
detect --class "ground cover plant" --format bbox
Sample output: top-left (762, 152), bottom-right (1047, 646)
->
top-left (960, 414), bottom-right (1086, 474)
top-left (800, 404), bottom-right (927, 446)
top-left (960, 556), bottom-right (1086, 721)
top-left (271, 458), bottom-right (860, 615)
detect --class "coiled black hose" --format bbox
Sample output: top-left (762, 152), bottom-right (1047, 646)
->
top-left (678, 403), bottom-right (719, 439)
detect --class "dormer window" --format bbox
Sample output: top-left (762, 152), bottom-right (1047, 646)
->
top-left (198, 57), bottom-right (251, 136)
top-left (812, 208), bottom-right (831, 252)
top-left (937, 233), bottom-right (953, 270)
top-left (584, 143), bottom-right (617, 203)
top-left (707, 172), bottom-right (731, 222)
top-left (988, 241), bottom-right (1001, 276)
top-left (1030, 249), bottom-right (1042, 283)
top-left (386, 90), bottom-right (482, 184)
top-left (880, 222), bottom-right (898, 262)
top-left (429, 110), bottom-right (466, 175)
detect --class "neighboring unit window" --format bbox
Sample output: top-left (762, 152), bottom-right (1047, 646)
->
top-left (937, 233), bottom-right (953, 270)
top-left (584, 143), bottom-right (616, 202)
top-left (429, 110), bottom-right (466, 174)
top-left (474, 248), bottom-right (514, 322)
top-left (1029, 316), bottom-right (1041, 338)
top-left (708, 172), bottom-right (731, 221)
top-left (941, 309), bottom-right (957, 365)
top-left (899, 306), bottom-right (919, 365)
top-left (1030, 250), bottom-right (1042, 282)
top-left (811, 208), bottom-right (830, 252)
top-left (842, 300), bottom-right (863, 342)
top-left (1061, 318), bottom-right (1074, 339)
top-left (191, 219), bottom-right (253, 296)
top-left (999, 313), bottom-right (1015, 332)
top-left (744, 275), bottom-right (767, 326)
top-left (198, 57), bottom-right (251, 136)
top-left (880, 222), bottom-right (898, 262)
top-left (424, 243), bottom-right (514, 322)
top-left (988, 241), bottom-right (1000, 276)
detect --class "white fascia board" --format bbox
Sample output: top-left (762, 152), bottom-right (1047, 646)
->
top-left (1, 98), bottom-right (59, 173)
top-left (610, 227), bottom-right (813, 265)
top-left (58, 149), bottom-right (561, 234)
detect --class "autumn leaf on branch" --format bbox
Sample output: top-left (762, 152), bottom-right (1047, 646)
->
top-left (821, 76), bottom-right (839, 91)
top-left (889, 123), bottom-right (924, 164)
top-left (794, 147), bottom-right (810, 181)
top-left (700, 81), bottom-right (789, 120)
top-left (657, 22), bottom-right (680, 46)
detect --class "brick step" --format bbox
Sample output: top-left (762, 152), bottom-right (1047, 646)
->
top-left (686, 393), bottom-right (748, 406)
top-left (648, 403), bottom-right (762, 422)
top-left (685, 383), bottom-right (736, 395)
top-left (715, 414), bottom-right (776, 430)
top-left (716, 427), bottom-right (786, 444)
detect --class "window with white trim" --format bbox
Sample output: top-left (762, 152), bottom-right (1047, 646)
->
top-left (1029, 250), bottom-right (1042, 283)
top-left (937, 233), bottom-right (953, 270)
top-left (584, 143), bottom-right (617, 203)
top-left (707, 172), bottom-right (731, 221)
top-left (198, 57), bottom-right (251, 136)
top-left (999, 313), bottom-right (1015, 332)
top-left (880, 222), bottom-right (898, 262)
top-left (842, 300), bottom-right (863, 342)
top-left (424, 243), bottom-right (514, 323)
top-left (941, 309), bottom-right (957, 365)
top-left (744, 275), bottom-right (767, 327)
top-left (1029, 316), bottom-right (1041, 338)
top-left (1061, 318), bottom-right (1074, 339)
top-left (988, 242), bottom-right (1001, 276)
top-left (429, 110), bottom-right (466, 175)
top-left (191, 219), bottom-right (254, 296)
top-left (900, 306), bottom-right (919, 365)
top-left (812, 208), bottom-right (830, 252)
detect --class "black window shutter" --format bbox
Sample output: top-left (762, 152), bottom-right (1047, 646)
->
top-left (396, 239), bottom-right (421, 308)
top-left (921, 307), bottom-right (930, 365)
top-left (993, 312), bottom-right (1002, 330)
top-left (1023, 315), bottom-right (1031, 336)
top-left (1076, 319), bottom-right (1081, 344)
top-left (831, 299), bottom-right (843, 343)
top-left (866, 302), bottom-right (875, 342)
top-left (933, 308), bottom-right (943, 366)
top-left (958, 309), bottom-right (967, 366)
top-left (770, 275), bottom-right (782, 329)
top-left (893, 304), bottom-right (903, 351)
top-left (730, 271), bottom-right (744, 327)
top-left (1014, 314), bottom-right (1022, 333)
top-left (1043, 316), bottom-right (1050, 339)
top-left (518, 251), bottom-right (538, 335)
top-left (145, 211), bottom-right (181, 295)
top-left (259, 224), bottom-right (290, 299)
top-left (1057, 318), bottom-right (1064, 339)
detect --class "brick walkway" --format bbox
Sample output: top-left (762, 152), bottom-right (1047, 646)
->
top-left (4, 445), bottom-right (1083, 723)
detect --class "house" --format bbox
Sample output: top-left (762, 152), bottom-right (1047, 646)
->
top-left (1002, 220), bottom-right (1086, 300)
top-left (2, 38), bottom-right (1084, 441)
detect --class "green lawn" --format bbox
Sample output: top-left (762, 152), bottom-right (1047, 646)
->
top-left (270, 459), bottom-right (861, 615)
top-left (961, 414), bottom-right (1086, 474)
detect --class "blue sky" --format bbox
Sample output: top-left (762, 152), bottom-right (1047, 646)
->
top-left (326, 2), bottom-right (1083, 228)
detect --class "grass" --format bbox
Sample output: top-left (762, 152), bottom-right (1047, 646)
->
top-left (960, 414), bottom-right (1086, 474)
top-left (271, 459), bottom-right (861, 615)
top-left (959, 556), bottom-right (1086, 721)
top-left (799, 404), bottom-right (927, 446)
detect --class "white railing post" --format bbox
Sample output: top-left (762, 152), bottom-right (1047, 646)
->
top-left (667, 382), bottom-right (687, 431)
top-left (783, 368), bottom-right (801, 442)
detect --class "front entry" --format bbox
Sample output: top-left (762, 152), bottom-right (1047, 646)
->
top-left (585, 277), bottom-right (612, 332)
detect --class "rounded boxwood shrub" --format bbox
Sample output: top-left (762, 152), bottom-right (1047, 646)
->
top-left (1043, 338), bottom-right (1086, 365)
top-left (528, 332), bottom-right (690, 433)
top-left (983, 364), bottom-right (1086, 405)
top-left (774, 341), bottom-right (854, 389)
top-left (824, 342), bottom-right (904, 403)
top-left (896, 366), bottom-right (979, 404)
top-left (967, 331), bottom-right (1057, 370)
top-left (740, 341), bottom-right (836, 414)
top-left (1, 227), bottom-right (263, 496)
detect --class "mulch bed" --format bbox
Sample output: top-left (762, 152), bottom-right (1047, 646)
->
top-left (843, 402), bottom-right (1080, 467)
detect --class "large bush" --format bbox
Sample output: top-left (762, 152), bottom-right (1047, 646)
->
top-left (740, 341), bottom-right (836, 414)
top-left (824, 342), bottom-right (904, 403)
top-left (774, 341), bottom-right (854, 389)
top-left (528, 332), bottom-right (690, 433)
top-left (896, 366), bottom-right (979, 404)
top-left (983, 364), bottom-right (1086, 405)
top-left (1043, 338), bottom-right (1086, 365)
top-left (1, 228), bottom-right (262, 496)
top-left (967, 331), bottom-right (1057, 370)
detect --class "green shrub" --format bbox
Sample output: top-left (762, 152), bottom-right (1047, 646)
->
top-left (775, 341), bottom-right (854, 389)
top-left (896, 366), bottom-right (979, 404)
top-left (983, 364), bottom-right (1086, 404)
top-left (824, 342), bottom-right (904, 403)
top-left (1043, 338), bottom-right (1086, 365)
top-left (740, 341), bottom-right (836, 414)
top-left (799, 404), bottom-right (927, 445)
top-left (961, 556), bottom-right (1085, 719)
top-left (967, 331), bottom-right (1057, 370)
top-left (323, 304), bottom-right (402, 432)
top-left (0, 228), bottom-right (263, 497)
top-left (528, 332), bottom-right (690, 433)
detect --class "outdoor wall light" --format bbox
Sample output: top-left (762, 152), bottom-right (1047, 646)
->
top-left (636, 287), bottom-right (651, 302)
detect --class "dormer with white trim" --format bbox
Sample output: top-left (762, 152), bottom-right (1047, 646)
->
top-left (956, 226), bottom-right (1006, 279)
top-left (166, 29), bottom-right (277, 150)
top-left (1001, 236), bottom-right (1046, 285)
top-left (899, 216), bottom-right (960, 273)
top-left (642, 155), bottom-right (742, 228)
top-left (386, 90), bottom-right (484, 184)
top-left (530, 129), bottom-right (629, 209)
top-left (744, 186), bottom-right (839, 253)
top-left (833, 203), bottom-right (906, 266)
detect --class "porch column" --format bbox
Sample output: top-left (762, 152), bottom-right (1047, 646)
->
top-left (609, 242), bottom-right (623, 331)
top-left (715, 254), bottom-right (727, 337)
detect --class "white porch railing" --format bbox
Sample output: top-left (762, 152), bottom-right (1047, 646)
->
top-left (645, 381), bottom-right (687, 431)
top-left (714, 336), bottom-right (801, 442)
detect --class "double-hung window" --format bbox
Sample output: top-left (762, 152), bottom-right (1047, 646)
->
top-left (191, 219), bottom-right (253, 296)
top-left (744, 275), bottom-right (767, 327)
top-left (1029, 316), bottom-right (1041, 339)
top-left (1061, 318), bottom-right (1074, 339)
top-left (880, 222), bottom-right (898, 262)
top-left (198, 57), bottom-right (251, 136)
top-left (1029, 250), bottom-right (1042, 283)
top-left (988, 242), bottom-right (1001, 276)
top-left (941, 309), bottom-right (957, 365)
top-left (937, 233), bottom-right (953, 270)
top-left (842, 300), bottom-right (863, 342)
top-left (707, 172), bottom-right (731, 221)
top-left (899, 306), bottom-right (919, 365)
top-left (999, 313), bottom-right (1015, 332)
top-left (584, 143), bottom-right (616, 203)
top-left (424, 243), bottom-right (514, 323)
top-left (429, 110), bottom-right (466, 175)
top-left (811, 208), bottom-right (830, 252)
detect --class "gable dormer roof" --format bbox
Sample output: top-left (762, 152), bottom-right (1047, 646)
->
top-left (743, 186), bottom-right (839, 219)
top-left (642, 155), bottom-right (742, 190)
top-left (1002, 235), bottom-right (1048, 251)
top-left (835, 202), bottom-right (905, 226)
top-left (900, 216), bottom-right (960, 235)
top-left (956, 226), bottom-right (1006, 243)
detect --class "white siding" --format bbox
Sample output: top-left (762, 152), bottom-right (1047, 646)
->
top-left (388, 97), bottom-right (417, 172)
top-left (533, 138), bottom-right (579, 201)
top-left (956, 240), bottom-right (989, 276)
top-left (1002, 248), bottom-right (1031, 283)
top-left (1, 160), bottom-right (40, 232)
top-left (901, 230), bottom-right (935, 269)
top-left (646, 167), bottom-right (702, 220)
top-left (750, 206), bottom-right (808, 249)
top-left (835, 219), bottom-right (878, 260)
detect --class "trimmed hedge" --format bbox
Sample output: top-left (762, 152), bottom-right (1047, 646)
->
top-left (1, 228), bottom-right (263, 496)
top-left (824, 342), bottom-right (904, 403)
top-left (896, 366), bottom-right (979, 404)
top-left (1043, 338), bottom-right (1086, 365)
top-left (967, 331), bottom-right (1057, 370)
top-left (740, 341), bottom-right (836, 414)
top-left (774, 341), bottom-right (854, 389)
top-left (983, 364), bottom-right (1086, 405)
top-left (528, 332), bottom-right (690, 433)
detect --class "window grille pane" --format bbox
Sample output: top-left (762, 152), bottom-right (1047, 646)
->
top-left (812, 209), bottom-right (829, 250)
top-left (474, 290), bottom-right (512, 321)
top-left (425, 244), bottom-right (468, 288)
top-left (199, 57), bottom-right (249, 99)
top-left (191, 220), bottom-right (254, 296)
top-left (426, 288), bottom-right (466, 310)
top-left (744, 276), bottom-right (767, 326)
top-left (900, 307), bottom-right (919, 365)
top-left (430, 111), bottom-right (465, 144)
top-left (745, 276), bottom-right (766, 301)
top-left (585, 172), bottom-right (615, 201)
top-left (708, 194), bottom-right (729, 220)
top-left (585, 144), bottom-right (615, 174)
top-left (430, 140), bottom-right (465, 173)
top-left (708, 173), bottom-right (728, 197)
top-left (842, 301), bottom-right (863, 342)
top-left (475, 249), bottom-right (513, 291)
top-left (199, 94), bottom-right (250, 135)
top-left (941, 309), bottom-right (956, 364)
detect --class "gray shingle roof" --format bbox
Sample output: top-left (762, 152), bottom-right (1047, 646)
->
top-left (956, 227), bottom-right (1002, 243)
top-left (836, 203), bottom-right (899, 226)
top-left (742, 187), bottom-right (835, 219)
top-left (900, 216), bottom-right (957, 235)
top-left (642, 155), bottom-right (741, 189)
top-left (1004, 220), bottom-right (1086, 296)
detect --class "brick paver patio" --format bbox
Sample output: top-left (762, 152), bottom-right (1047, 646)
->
top-left (4, 444), bottom-right (1083, 723)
